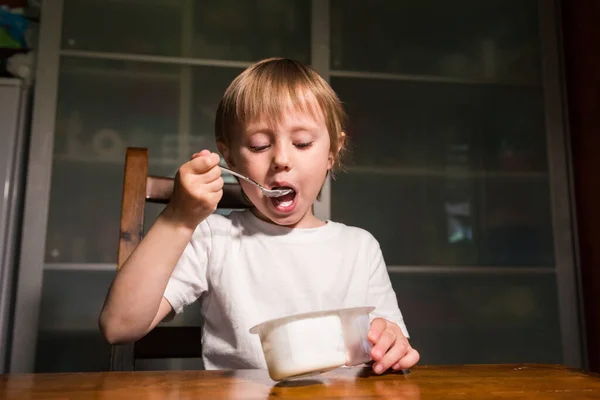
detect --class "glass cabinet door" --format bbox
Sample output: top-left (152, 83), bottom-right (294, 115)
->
top-left (330, 0), bottom-right (565, 365)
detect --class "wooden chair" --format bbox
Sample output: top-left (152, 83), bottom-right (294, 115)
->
top-left (110, 147), bottom-right (251, 371)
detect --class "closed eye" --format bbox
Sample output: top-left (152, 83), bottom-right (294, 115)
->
top-left (295, 142), bottom-right (313, 149)
top-left (249, 145), bottom-right (270, 152)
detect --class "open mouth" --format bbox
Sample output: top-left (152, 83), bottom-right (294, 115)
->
top-left (270, 186), bottom-right (297, 210)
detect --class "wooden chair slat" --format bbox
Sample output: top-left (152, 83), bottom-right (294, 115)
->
top-left (117, 148), bottom-right (148, 270)
top-left (146, 176), bottom-right (174, 204)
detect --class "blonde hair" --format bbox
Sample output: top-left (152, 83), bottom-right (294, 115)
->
top-left (215, 57), bottom-right (347, 171)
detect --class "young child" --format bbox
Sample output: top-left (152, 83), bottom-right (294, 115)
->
top-left (99, 57), bottom-right (419, 375)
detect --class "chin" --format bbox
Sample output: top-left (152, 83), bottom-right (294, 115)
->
top-left (255, 200), bottom-right (312, 228)
top-left (267, 213), bottom-right (305, 227)
top-left (261, 207), bottom-right (305, 226)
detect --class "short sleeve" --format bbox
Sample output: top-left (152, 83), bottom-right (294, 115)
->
top-left (163, 219), bottom-right (212, 314)
top-left (366, 235), bottom-right (410, 338)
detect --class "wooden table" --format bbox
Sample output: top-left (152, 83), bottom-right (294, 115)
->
top-left (1, 364), bottom-right (600, 399)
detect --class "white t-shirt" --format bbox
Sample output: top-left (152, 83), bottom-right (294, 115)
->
top-left (163, 210), bottom-right (409, 370)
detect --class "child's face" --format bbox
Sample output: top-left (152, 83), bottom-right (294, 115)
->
top-left (221, 101), bottom-right (334, 228)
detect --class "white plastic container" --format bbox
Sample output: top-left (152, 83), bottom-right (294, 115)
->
top-left (249, 306), bottom-right (375, 381)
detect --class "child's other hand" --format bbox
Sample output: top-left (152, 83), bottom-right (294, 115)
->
top-left (368, 318), bottom-right (420, 374)
top-left (164, 150), bottom-right (224, 229)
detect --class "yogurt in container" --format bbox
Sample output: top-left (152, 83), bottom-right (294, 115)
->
top-left (250, 306), bottom-right (375, 381)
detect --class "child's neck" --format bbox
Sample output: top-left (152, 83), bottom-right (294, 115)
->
top-left (250, 208), bottom-right (326, 229)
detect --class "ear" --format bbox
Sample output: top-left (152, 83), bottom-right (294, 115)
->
top-left (327, 132), bottom-right (346, 170)
top-left (216, 141), bottom-right (235, 167)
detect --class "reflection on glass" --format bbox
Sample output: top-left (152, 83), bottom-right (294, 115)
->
top-left (62, 0), bottom-right (311, 63)
top-left (331, 77), bottom-right (553, 266)
top-left (331, 0), bottom-right (541, 83)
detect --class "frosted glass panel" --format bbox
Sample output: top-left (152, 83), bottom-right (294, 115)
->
top-left (190, 0), bottom-right (311, 62)
top-left (190, 66), bottom-right (244, 151)
top-left (331, 77), bottom-right (553, 266)
top-left (45, 58), bottom-right (242, 263)
top-left (331, 0), bottom-right (541, 83)
top-left (52, 58), bottom-right (182, 167)
top-left (35, 270), bottom-right (113, 372)
top-left (62, 0), bottom-right (311, 63)
top-left (393, 273), bottom-right (562, 364)
top-left (36, 269), bottom-right (205, 373)
top-left (62, 0), bottom-right (182, 56)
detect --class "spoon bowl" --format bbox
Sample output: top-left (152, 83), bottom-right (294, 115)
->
top-left (220, 166), bottom-right (293, 198)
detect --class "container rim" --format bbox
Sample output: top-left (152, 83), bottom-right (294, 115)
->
top-left (249, 306), bottom-right (376, 334)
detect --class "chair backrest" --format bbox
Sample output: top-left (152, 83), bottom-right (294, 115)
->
top-left (110, 147), bottom-right (250, 371)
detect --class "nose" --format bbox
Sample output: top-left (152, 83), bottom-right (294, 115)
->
top-left (271, 141), bottom-right (292, 172)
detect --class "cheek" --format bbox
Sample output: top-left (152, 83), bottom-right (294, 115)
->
top-left (238, 158), bottom-right (267, 180)
top-left (240, 181), bottom-right (262, 200)
top-left (231, 151), bottom-right (259, 173)
top-left (299, 155), bottom-right (330, 190)
top-left (315, 146), bottom-right (334, 172)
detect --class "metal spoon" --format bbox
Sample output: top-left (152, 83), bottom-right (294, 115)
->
top-left (220, 166), bottom-right (293, 198)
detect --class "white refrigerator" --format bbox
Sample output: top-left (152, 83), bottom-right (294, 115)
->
top-left (0, 78), bottom-right (30, 373)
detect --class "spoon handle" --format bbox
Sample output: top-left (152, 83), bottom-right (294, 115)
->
top-left (220, 165), bottom-right (264, 189)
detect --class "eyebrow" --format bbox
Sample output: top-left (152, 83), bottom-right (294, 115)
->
top-left (289, 124), bottom-right (318, 133)
top-left (245, 122), bottom-right (319, 136)
top-left (245, 124), bottom-right (274, 135)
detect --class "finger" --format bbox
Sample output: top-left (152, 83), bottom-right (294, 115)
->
top-left (368, 318), bottom-right (387, 344)
top-left (198, 165), bottom-right (223, 184)
top-left (189, 153), bottom-right (221, 174)
top-left (370, 329), bottom-right (396, 362)
top-left (188, 150), bottom-right (221, 173)
top-left (373, 340), bottom-right (409, 374)
top-left (391, 348), bottom-right (420, 371)
top-left (191, 149), bottom-right (211, 159)
top-left (206, 190), bottom-right (223, 206)
top-left (204, 177), bottom-right (224, 193)
top-left (180, 163), bottom-right (221, 185)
